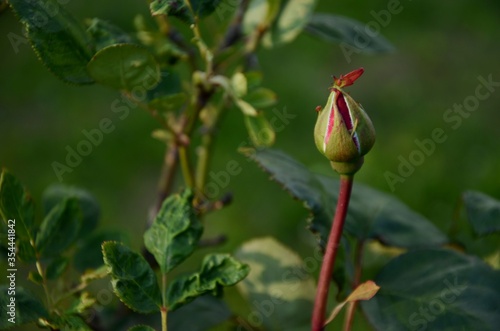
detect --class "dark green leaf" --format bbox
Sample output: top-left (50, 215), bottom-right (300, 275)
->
top-left (74, 230), bottom-right (126, 272)
top-left (59, 314), bottom-right (93, 330)
top-left (463, 190), bottom-right (500, 236)
top-left (242, 148), bottom-right (448, 248)
top-left (17, 239), bottom-right (36, 263)
top-left (36, 198), bottom-right (82, 257)
top-left (169, 296), bottom-right (232, 331)
top-left (305, 13), bottom-right (394, 54)
top-left (0, 170), bottom-right (35, 241)
top-left (167, 254), bottom-right (249, 310)
top-left (8, 0), bottom-right (95, 84)
top-left (0, 286), bottom-right (48, 329)
top-left (149, 93), bottom-right (188, 113)
top-left (362, 248), bottom-right (500, 331)
top-left (264, 0), bottom-right (317, 47)
top-left (41, 313), bottom-right (93, 330)
top-left (192, 0), bottom-right (223, 17)
top-left (102, 241), bottom-right (161, 313)
top-left (146, 69), bottom-right (181, 101)
top-left (42, 184), bottom-right (100, 238)
top-left (235, 237), bottom-right (315, 330)
top-left (87, 44), bottom-right (160, 91)
top-left (28, 270), bottom-right (43, 285)
top-left (245, 71), bottom-right (263, 90)
top-left (144, 189), bottom-right (203, 274)
top-left (86, 18), bottom-right (133, 51)
top-left (150, 0), bottom-right (191, 21)
top-left (128, 325), bottom-right (157, 331)
top-left (146, 70), bottom-right (186, 113)
top-left (244, 113), bottom-right (276, 147)
top-left (46, 256), bottom-right (70, 280)
top-left (150, 0), bottom-right (223, 22)
top-left (244, 87), bottom-right (278, 108)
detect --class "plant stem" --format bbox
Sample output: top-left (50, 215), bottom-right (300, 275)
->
top-left (161, 273), bottom-right (168, 331)
top-left (195, 99), bottom-right (227, 198)
top-left (155, 144), bottom-right (179, 213)
top-left (343, 240), bottom-right (364, 331)
top-left (35, 259), bottom-right (52, 310)
top-left (218, 0), bottom-right (250, 51)
top-left (312, 175), bottom-right (354, 331)
top-left (178, 145), bottom-right (195, 188)
top-left (161, 307), bottom-right (168, 331)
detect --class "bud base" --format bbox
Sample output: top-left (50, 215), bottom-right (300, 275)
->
top-left (330, 157), bottom-right (364, 175)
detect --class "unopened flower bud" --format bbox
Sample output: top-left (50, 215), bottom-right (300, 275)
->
top-left (314, 68), bottom-right (375, 175)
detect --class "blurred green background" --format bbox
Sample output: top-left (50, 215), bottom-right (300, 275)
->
top-left (1, 0), bottom-right (500, 329)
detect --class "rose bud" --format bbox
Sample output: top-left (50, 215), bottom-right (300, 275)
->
top-left (314, 68), bottom-right (375, 175)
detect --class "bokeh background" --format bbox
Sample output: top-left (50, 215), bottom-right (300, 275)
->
top-left (1, 0), bottom-right (500, 330)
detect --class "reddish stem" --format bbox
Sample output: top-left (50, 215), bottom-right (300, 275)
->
top-left (312, 175), bottom-right (354, 331)
top-left (343, 240), bottom-right (364, 331)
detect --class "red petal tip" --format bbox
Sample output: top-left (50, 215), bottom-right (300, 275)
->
top-left (334, 67), bottom-right (364, 88)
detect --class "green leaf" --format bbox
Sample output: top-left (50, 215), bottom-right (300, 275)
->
top-left (167, 254), bottom-right (249, 310)
top-left (28, 270), bottom-right (43, 285)
top-left (146, 69), bottom-right (182, 101)
top-left (236, 99), bottom-right (258, 116)
top-left (242, 148), bottom-right (448, 248)
top-left (87, 44), bottom-right (160, 91)
top-left (0, 286), bottom-right (48, 329)
top-left (0, 170), bottom-right (35, 241)
top-left (8, 0), bottom-right (95, 84)
top-left (86, 18), bottom-right (133, 51)
top-left (245, 71), bottom-right (263, 90)
top-left (244, 113), bottom-right (276, 147)
top-left (66, 292), bottom-right (96, 315)
top-left (36, 198), bottom-right (82, 257)
top-left (17, 239), bottom-right (36, 263)
top-left (305, 13), bottom-right (394, 54)
top-left (74, 230), bottom-right (126, 272)
top-left (144, 190), bottom-right (203, 274)
top-left (264, 0), bottom-right (318, 47)
top-left (362, 248), bottom-right (500, 331)
top-left (243, 0), bottom-right (282, 34)
top-left (150, 0), bottom-right (223, 22)
top-left (147, 70), bottom-right (186, 113)
top-left (81, 265), bottom-right (109, 284)
top-left (235, 237), bottom-right (316, 330)
top-left (231, 72), bottom-right (248, 98)
top-left (42, 184), bottom-right (100, 238)
top-left (192, 0), bottom-right (223, 18)
top-left (169, 296), bottom-right (232, 331)
top-left (46, 256), bottom-right (70, 280)
top-left (41, 314), bottom-right (93, 331)
top-left (128, 325), bottom-right (157, 331)
top-left (149, 93), bottom-right (188, 113)
top-left (463, 190), bottom-right (500, 236)
top-left (244, 87), bottom-right (278, 108)
top-left (102, 241), bottom-right (161, 313)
